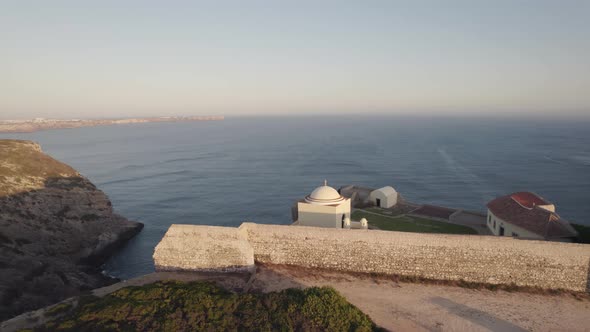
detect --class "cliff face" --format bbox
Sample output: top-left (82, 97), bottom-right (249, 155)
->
top-left (0, 140), bottom-right (143, 320)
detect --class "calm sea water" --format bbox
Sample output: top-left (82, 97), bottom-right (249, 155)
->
top-left (3, 116), bottom-right (590, 279)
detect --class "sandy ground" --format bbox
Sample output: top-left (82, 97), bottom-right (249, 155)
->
top-left (250, 265), bottom-right (590, 332)
top-left (3, 265), bottom-right (589, 332)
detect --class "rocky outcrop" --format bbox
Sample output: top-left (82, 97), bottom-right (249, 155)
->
top-left (0, 140), bottom-right (143, 321)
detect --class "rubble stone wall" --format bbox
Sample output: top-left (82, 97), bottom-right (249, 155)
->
top-left (153, 224), bottom-right (254, 273)
top-left (154, 223), bottom-right (590, 292)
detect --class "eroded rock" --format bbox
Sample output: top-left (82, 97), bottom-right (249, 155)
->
top-left (0, 140), bottom-right (143, 320)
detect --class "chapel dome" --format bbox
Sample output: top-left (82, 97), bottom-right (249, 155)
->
top-left (305, 181), bottom-right (345, 205)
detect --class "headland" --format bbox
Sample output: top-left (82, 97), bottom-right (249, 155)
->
top-left (0, 140), bottom-right (143, 320)
top-left (0, 115), bottom-right (224, 133)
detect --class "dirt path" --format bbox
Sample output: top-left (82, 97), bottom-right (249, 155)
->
top-left (251, 265), bottom-right (590, 332)
top-left (449, 210), bottom-right (492, 235)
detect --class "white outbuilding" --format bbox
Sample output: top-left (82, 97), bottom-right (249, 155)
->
top-left (296, 180), bottom-right (352, 228)
top-left (369, 186), bottom-right (398, 208)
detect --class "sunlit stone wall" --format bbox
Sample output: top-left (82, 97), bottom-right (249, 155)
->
top-left (154, 222), bottom-right (590, 292)
top-left (154, 224), bottom-right (254, 273)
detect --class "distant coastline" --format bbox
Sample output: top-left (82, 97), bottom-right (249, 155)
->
top-left (0, 115), bottom-right (224, 133)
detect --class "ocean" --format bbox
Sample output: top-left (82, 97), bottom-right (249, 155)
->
top-left (3, 116), bottom-right (589, 279)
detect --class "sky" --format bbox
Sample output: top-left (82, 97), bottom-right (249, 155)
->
top-left (1, 0), bottom-right (589, 119)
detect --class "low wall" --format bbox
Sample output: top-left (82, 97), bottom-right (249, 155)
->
top-left (153, 225), bottom-right (254, 273)
top-left (153, 223), bottom-right (590, 292)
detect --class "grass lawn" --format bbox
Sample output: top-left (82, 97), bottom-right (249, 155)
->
top-left (352, 210), bottom-right (477, 235)
top-left (364, 207), bottom-right (405, 217)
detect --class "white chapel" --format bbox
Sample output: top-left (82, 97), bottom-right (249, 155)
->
top-left (295, 180), bottom-right (352, 228)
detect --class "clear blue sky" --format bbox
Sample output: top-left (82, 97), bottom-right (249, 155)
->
top-left (1, 0), bottom-right (589, 119)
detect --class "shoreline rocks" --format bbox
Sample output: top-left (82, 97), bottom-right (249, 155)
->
top-left (0, 139), bottom-right (143, 321)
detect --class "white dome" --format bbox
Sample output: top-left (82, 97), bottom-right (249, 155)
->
top-left (309, 185), bottom-right (340, 200)
top-left (305, 181), bottom-right (345, 205)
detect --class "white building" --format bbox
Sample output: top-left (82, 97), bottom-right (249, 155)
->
top-left (296, 180), bottom-right (352, 228)
top-left (486, 192), bottom-right (577, 241)
top-left (369, 186), bottom-right (398, 208)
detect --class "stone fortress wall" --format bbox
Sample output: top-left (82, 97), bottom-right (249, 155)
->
top-left (154, 225), bottom-right (254, 273)
top-left (154, 223), bottom-right (590, 292)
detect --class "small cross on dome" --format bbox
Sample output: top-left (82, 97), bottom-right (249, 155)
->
top-left (323, 179), bottom-right (328, 186)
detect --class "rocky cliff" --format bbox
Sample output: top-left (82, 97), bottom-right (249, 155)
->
top-left (0, 139), bottom-right (143, 320)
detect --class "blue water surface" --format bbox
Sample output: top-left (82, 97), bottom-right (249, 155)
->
top-left (3, 116), bottom-right (589, 279)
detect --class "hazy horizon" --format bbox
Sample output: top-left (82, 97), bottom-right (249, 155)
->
top-left (3, 111), bottom-right (590, 122)
top-left (1, 1), bottom-right (589, 120)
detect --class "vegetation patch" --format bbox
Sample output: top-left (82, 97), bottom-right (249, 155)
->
top-left (263, 263), bottom-right (590, 300)
top-left (45, 302), bottom-right (73, 317)
top-left (0, 140), bottom-right (78, 196)
top-left (353, 210), bottom-right (477, 234)
top-left (572, 224), bottom-right (590, 244)
top-left (36, 281), bottom-right (382, 331)
top-left (364, 207), bottom-right (405, 217)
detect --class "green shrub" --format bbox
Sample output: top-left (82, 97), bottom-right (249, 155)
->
top-left (572, 224), bottom-right (590, 244)
top-left (45, 303), bottom-right (73, 317)
top-left (37, 281), bottom-right (382, 331)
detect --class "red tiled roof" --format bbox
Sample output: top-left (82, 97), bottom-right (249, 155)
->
top-left (487, 192), bottom-right (577, 239)
top-left (510, 192), bottom-right (549, 208)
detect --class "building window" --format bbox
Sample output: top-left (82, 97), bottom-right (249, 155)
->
top-left (499, 226), bottom-right (505, 236)
top-left (512, 232), bottom-right (519, 237)
top-left (493, 220), bottom-right (496, 229)
top-left (488, 215), bottom-right (491, 224)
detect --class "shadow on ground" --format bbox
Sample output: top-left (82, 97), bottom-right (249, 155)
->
top-left (430, 296), bottom-right (526, 332)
